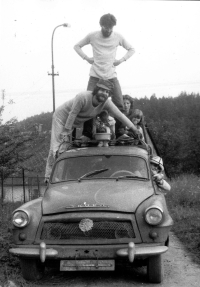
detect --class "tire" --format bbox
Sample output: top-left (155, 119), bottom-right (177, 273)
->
top-left (147, 255), bottom-right (164, 283)
top-left (20, 257), bottom-right (45, 281)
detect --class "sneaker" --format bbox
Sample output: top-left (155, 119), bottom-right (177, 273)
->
top-left (80, 135), bottom-right (90, 142)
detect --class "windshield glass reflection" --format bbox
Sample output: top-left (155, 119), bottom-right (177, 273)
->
top-left (51, 155), bottom-right (148, 183)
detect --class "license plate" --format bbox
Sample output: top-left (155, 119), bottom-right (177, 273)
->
top-left (60, 259), bottom-right (115, 271)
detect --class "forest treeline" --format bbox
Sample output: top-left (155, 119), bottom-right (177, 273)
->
top-left (17, 92), bottom-right (200, 177)
top-left (134, 92), bottom-right (200, 177)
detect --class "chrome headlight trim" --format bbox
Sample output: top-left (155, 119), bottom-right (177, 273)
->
top-left (12, 210), bottom-right (30, 228)
top-left (145, 206), bottom-right (163, 225)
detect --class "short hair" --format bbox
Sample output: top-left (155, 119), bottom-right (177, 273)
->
top-left (92, 86), bottom-right (101, 96)
top-left (98, 110), bottom-right (109, 119)
top-left (123, 94), bottom-right (134, 109)
top-left (99, 14), bottom-right (117, 28)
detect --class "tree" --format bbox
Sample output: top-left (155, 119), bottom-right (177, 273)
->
top-left (0, 105), bottom-right (34, 180)
top-left (135, 93), bottom-right (200, 177)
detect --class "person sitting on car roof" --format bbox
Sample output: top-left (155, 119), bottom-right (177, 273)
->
top-left (117, 108), bottom-right (145, 141)
top-left (115, 95), bottom-right (144, 141)
top-left (93, 110), bottom-right (116, 147)
top-left (44, 79), bottom-right (141, 182)
top-left (150, 156), bottom-right (171, 192)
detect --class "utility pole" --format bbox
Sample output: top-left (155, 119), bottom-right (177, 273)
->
top-left (1, 89), bottom-right (5, 105)
top-left (48, 23), bottom-right (70, 112)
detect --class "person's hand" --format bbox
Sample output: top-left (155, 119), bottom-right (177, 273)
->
top-left (129, 127), bottom-right (142, 139)
top-left (153, 173), bottom-right (164, 182)
top-left (60, 132), bottom-right (70, 142)
top-left (85, 56), bottom-right (94, 64)
top-left (119, 127), bottom-right (128, 135)
top-left (113, 58), bottom-right (124, 66)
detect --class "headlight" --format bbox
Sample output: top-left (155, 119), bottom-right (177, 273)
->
top-left (145, 206), bottom-right (163, 225)
top-left (12, 211), bottom-right (30, 228)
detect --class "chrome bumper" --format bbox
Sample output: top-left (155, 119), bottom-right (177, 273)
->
top-left (9, 242), bottom-right (168, 263)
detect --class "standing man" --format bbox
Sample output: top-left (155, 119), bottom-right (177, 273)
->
top-left (74, 13), bottom-right (135, 111)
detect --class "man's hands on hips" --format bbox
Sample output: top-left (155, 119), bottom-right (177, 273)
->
top-left (84, 56), bottom-right (94, 64)
top-left (113, 58), bottom-right (125, 66)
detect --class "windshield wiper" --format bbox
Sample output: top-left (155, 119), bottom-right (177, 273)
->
top-left (78, 168), bottom-right (109, 182)
top-left (116, 175), bottom-right (148, 181)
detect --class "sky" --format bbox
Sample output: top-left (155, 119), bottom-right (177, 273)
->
top-left (0, 0), bottom-right (200, 123)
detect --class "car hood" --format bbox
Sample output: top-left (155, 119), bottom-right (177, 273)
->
top-left (42, 180), bottom-right (154, 215)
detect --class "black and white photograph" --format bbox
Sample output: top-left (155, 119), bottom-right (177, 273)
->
top-left (0, 0), bottom-right (200, 286)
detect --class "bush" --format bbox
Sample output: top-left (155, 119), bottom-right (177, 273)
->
top-left (166, 174), bottom-right (200, 263)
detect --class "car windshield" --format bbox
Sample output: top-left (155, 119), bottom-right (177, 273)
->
top-left (51, 155), bottom-right (149, 183)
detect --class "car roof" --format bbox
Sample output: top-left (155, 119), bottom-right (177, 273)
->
top-left (57, 145), bottom-right (149, 160)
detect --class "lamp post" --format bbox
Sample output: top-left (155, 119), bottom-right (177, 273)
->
top-left (48, 23), bottom-right (70, 112)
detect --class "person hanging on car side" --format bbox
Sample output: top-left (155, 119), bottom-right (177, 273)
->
top-left (150, 156), bottom-right (171, 191)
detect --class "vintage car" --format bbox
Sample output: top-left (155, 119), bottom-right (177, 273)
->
top-left (9, 134), bottom-right (173, 283)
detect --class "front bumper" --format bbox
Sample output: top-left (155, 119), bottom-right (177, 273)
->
top-left (9, 242), bottom-right (168, 263)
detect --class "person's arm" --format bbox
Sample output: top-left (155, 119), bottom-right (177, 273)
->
top-left (74, 33), bottom-right (94, 64)
top-left (92, 119), bottom-right (99, 136)
top-left (104, 100), bottom-right (140, 136)
top-left (114, 34), bottom-right (135, 66)
top-left (108, 117), bottom-right (116, 134)
top-left (157, 179), bottom-right (171, 191)
top-left (138, 126), bottom-right (145, 141)
top-left (153, 172), bottom-right (171, 192)
top-left (64, 94), bottom-right (84, 136)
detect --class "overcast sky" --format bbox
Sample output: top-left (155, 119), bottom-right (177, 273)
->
top-left (0, 0), bottom-right (200, 123)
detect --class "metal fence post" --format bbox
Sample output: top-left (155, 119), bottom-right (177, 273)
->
top-left (12, 176), bottom-right (14, 202)
top-left (37, 175), bottom-right (40, 197)
top-left (22, 168), bottom-right (26, 203)
top-left (1, 169), bottom-right (4, 206)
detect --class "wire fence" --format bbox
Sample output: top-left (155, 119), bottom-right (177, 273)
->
top-left (0, 176), bottom-right (46, 204)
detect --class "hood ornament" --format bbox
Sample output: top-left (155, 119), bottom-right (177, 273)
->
top-left (79, 218), bottom-right (93, 232)
top-left (65, 201), bottom-right (110, 209)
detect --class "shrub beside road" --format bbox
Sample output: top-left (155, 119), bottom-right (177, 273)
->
top-left (166, 174), bottom-right (200, 264)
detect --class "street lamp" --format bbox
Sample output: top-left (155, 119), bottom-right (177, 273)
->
top-left (48, 23), bottom-right (70, 112)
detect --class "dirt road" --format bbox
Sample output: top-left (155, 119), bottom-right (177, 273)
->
top-left (13, 232), bottom-right (198, 287)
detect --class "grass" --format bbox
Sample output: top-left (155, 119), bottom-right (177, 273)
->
top-left (0, 201), bottom-right (31, 286)
top-left (165, 174), bottom-right (200, 264)
top-left (1, 174), bottom-right (200, 285)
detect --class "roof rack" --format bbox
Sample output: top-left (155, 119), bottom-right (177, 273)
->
top-left (67, 137), bottom-right (152, 154)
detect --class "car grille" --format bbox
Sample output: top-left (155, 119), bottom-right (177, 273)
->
top-left (40, 221), bottom-right (135, 240)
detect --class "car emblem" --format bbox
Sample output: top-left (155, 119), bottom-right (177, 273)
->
top-left (79, 218), bottom-right (93, 232)
top-left (65, 201), bottom-right (110, 209)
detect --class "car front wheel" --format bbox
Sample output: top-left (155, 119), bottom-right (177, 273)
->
top-left (20, 258), bottom-right (45, 281)
top-left (147, 255), bottom-right (164, 283)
